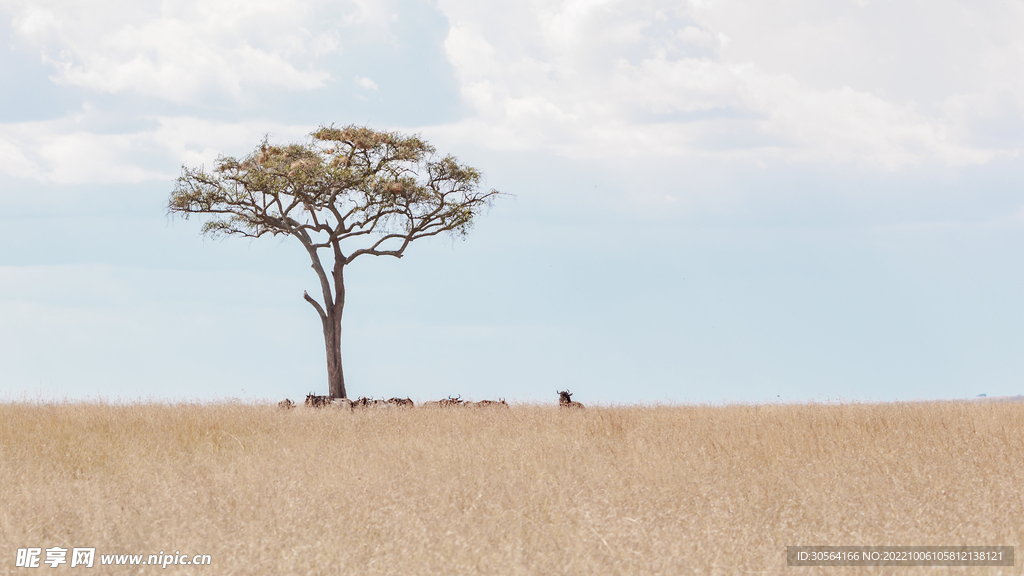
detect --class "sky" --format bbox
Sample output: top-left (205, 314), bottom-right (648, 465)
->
top-left (1, 0), bottom-right (1023, 404)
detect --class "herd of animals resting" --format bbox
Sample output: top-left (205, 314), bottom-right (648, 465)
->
top-left (277, 390), bottom-right (584, 410)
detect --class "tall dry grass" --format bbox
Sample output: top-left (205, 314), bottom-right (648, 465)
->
top-left (1, 400), bottom-right (1022, 575)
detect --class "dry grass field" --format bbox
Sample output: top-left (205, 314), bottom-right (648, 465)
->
top-left (1, 399), bottom-right (1022, 575)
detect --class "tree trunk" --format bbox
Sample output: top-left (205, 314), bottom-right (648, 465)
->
top-left (323, 309), bottom-right (346, 399)
top-left (325, 262), bottom-right (347, 399)
top-left (302, 243), bottom-right (348, 399)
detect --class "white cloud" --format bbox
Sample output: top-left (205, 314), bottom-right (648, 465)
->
top-left (431, 0), bottom-right (1024, 168)
top-left (4, 0), bottom-right (1023, 180)
top-left (0, 113), bottom-right (311, 184)
top-left (0, 138), bottom-right (40, 180)
top-left (354, 75), bottom-right (378, 91)
top-left (0, 0), bottom-right (389, 103)
top-left (0, 0), bottom-right (421, 184)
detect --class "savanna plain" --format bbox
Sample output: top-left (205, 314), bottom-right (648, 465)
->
top-left (1, 400), bottom-right (1022, 575)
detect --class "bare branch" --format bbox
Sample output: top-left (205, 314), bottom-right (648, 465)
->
top-left (303, 291), bottom-right (327, 321)
top-left (293, 228), bottom-right (335, 311)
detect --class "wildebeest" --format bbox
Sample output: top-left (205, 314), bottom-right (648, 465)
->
top-left (278, 398), bottom-right (296, 409)
top-left (351, 396), bottom-right (385, 408)
top-left (305, 393), bottom-right (331, 408)
top-left (472, 398), bottom-right (509, 408)
top-left (386, 397), bottom-right (415, 408)
top-left (557, 390), bottom-right (584, 409)
top-left (438, 395), bottom-right (463, 408)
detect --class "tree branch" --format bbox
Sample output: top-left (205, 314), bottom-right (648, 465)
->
top-left (293, 229), bottom-right (335, 311)
top-left (303, 291), bottom-right (327, 321)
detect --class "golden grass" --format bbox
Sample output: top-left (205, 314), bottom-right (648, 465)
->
top-left (1, 400), bottom-right (1022, 575)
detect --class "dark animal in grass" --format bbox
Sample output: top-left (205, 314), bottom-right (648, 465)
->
top-left (305, 393), bottom-right (331, 408)
top-left (438, 395), bottom-right (463, 408)
top-left (351, 396), bottom-right (385, 408)
top-left (386, 397), bottom-right (415, 408)
top-left (278, 398), bottom-right (296, 409)
top-left (557, 390), bottom-right (584, 410)
top-left (472, 399), bottom-right (509, 408)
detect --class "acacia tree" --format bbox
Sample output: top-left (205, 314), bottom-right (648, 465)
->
top-left (169, 125), bottom-right (503, 399)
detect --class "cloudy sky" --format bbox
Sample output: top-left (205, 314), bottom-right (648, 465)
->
top-left (2, 0), bottom-right (1023, 404)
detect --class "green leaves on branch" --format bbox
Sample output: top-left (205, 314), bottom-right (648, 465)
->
top-left (168, 125), bottom-right (504, 262)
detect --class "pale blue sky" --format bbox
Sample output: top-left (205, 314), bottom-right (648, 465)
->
top-left (2, 0), bottom-right (1023, 404)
